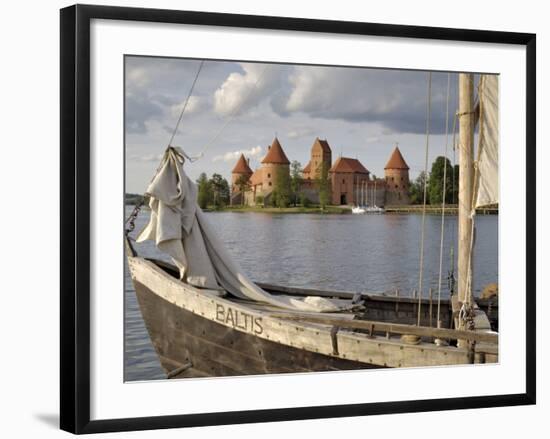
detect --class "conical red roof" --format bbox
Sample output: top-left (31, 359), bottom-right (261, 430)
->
top-left (261, 137), bottom-right (290, 164)
top-left (384, 146), bottom-right (409, 170)
top-left (231, 153), bottom-right (253, 174)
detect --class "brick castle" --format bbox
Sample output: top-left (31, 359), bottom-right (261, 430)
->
top-left (230, 137), bottom-right (410, 207)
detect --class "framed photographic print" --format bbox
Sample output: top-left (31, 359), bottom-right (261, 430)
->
top-left (60, 4), bottom-right (536, 434)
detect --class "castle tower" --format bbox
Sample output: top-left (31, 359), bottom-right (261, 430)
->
top-left (329, 157), bottom-right (369, 205)
top-left (384, 146), bottom-right (410, 205)
top-left (303, 137), bottom-right (332, 180)
top-left (260, 137), bottom-right (290, 194)
top-left (230, 153), bottom-right (253, 204)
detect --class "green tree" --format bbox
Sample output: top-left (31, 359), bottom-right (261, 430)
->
top-left (428, 156), bottom-right (454, 205)
top-left (209, 173), bottom-right (230, 207)
top-left (299, 192), bottom-right (311, 208)
top-left (315, 162), bottom-right (330, 211)
top-left (196, 172), bottom-right (212, 209)
top-left (409, 171), bottom-right (428, 205)
top-left (234, 174), bottom-right (251, 206)
top-left (273, 166), bottom-right (291, 208)
top-left (451, 164), bottom-right (459, 204)
top-left (289, 160), bottom-right (303, 206)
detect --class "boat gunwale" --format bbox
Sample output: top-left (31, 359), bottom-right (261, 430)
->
top-left (144, 256), bottom-right (497, 309)
top-left (128, 256), bottom-right (485, 368)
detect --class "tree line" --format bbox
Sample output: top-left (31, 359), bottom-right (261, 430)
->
top-left (409, 156), bottom-right (459, 205)
top-left (135, 156), bottom-right (457, 210)
top-left (232, 160), bottom-right (330, 210)
top-left (196, 173), bottom-right (231, 209)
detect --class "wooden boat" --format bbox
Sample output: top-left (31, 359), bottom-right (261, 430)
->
top-left (126, 239), bottom-right (498, 379)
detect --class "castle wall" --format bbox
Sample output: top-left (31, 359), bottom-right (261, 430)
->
top-left (330, 173), bottom-right (369, 205)
top-left (384, 169), bottom-right (410, 205)
top-left (261, 163), bottom-right (290, 195)
top-left (300, 185), bottom-right (320, 204)
top-left (231, 140), bottom-right (412, 208)
top-left (231, 172), bottom-right (252, 198)
top-left (367, 181), bottom-right (387, 206)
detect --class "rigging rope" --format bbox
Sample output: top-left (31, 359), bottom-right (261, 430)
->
top-left (449, 78), bottom-right (459, 296)
top-left (126, 57), bottom-right (204, 232)
top-left (126, 63), bottom-right (272, 230)
top-left (167, 60), bottom-right (205, 148)
top-left (417, 72), bottom-right (432, 326)
top-left (436, 73), bottom-right (452, 328)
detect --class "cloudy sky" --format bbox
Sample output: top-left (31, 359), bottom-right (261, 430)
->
top-left (125, 56), bottom-right (472, 194)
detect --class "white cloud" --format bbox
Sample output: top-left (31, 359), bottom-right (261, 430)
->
top-left (212, 145), bottom-right (263, 163)
top-left (287, 127), bottom-right (315, 139)
top-left (213, 63), bottom-right (287, 116)
top-left (127, 67), bottom-right (150, 88)
top-left (170, 95), bottom-right (206, 117)
top-left (365, 136), bottom-right (381, 144)
top-left (279, 66), bottom-right (454, 134)
top-left (131, 153), bottom-right (164, 162)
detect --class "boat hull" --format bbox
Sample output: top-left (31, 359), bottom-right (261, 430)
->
top-left (133, 279), bottom-right (378, 378)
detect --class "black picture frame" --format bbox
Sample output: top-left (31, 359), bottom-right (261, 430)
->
top-left (60, 4), bottom-right (536, 434)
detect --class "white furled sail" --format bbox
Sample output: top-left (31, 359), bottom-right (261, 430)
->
top-left (136, 146), bottom-right (358, 312)
top-left (475, 75), bottom-right (499, 208)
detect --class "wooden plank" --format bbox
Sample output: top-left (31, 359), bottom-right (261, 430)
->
top-left (129, 257), bottom-right (476, 368)
top-left (134, 279), bottom-right (375, 376)
top-left (457, 73), bottom-right (475, 320)
top-left (257, 281), bottom-right (365, 299)
top-left (268, 313), bottom-right (498, 344)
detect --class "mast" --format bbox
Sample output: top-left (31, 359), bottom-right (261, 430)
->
top-left (457, 73), bottom-right (475, 329)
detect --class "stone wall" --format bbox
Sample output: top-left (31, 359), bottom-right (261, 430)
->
top-left (384, 169), bottom-right (410, 205)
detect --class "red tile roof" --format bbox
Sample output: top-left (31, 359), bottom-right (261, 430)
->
top-left (313, 137), bottom-right (332, 154)
top-left (261, 137), bottom-right (290, 164)
top-left (329, 157), bottom-right (369, 174)
top-left (384, 146), bottom-right (409, 170)
top-left (231, 153), bottom-right (253, 174)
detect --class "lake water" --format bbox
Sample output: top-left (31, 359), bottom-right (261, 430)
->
top-left (124, 208), bottom-right (498, 381)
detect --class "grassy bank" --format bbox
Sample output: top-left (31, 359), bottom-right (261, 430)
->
top-left (385, 204), bottom-right (498, 215)
top-left (205, 205), bottom-right (351, 214)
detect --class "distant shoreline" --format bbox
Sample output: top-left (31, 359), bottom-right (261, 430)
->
top-left (203, 205), bottom-right (351, 214)
top-left (124, 198), bottom-right (498, 215)
top-left (204, 205), bottom-right (498, 215)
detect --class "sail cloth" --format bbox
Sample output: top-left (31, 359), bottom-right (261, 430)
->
top-left (136, 147), bottom-right (356, 313)
top-left (475, 75), bottom-right (499, 208)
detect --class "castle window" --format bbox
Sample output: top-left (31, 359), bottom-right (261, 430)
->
top-left (395, 185), bottom-right (398, 189)
top-left (267, 173), bottom-right (271, 178)
top-left (268, 182), bottom-right (272, 186)
top-left (342, 179), bottom-right (345, 184)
